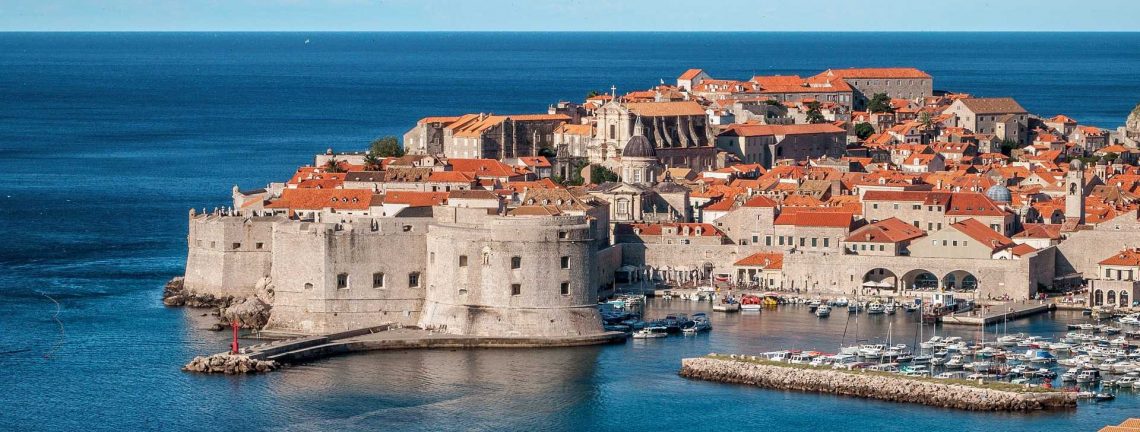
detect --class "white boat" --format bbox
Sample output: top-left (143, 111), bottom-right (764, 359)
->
top-left (832, 297), bottom-right (849, 307)
top-left (740, 303), bottom-right (762, 312)
top-left (633, 326), bottom-right (668, 339)
top-left (1076, 370), bottom-right (1100, 383)
top-left (867, 302), bottom-right (885, 314)
top-left (712, 301), bottom-right (740, 312)
top-left (1120, 315), bottom-right (1140, 326)
top-left (944, 355), bottom-right (965, 369)
top-left (815, 305), bottom-right (832, 317)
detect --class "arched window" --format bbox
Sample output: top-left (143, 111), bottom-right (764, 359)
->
top-left (1108, 290), bottom-right (1117, 305)
top-left (1121, 291), bottom-right (1130, 307)
top-left (1094, 290), bottom-right (1104, 306)
top-left (510, 256), bottom-right (521, 269)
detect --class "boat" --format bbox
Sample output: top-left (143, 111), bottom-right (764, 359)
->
top-left (1076, 370), bottom-right (1100, 383)
top-left (815, 305), bottom-right (832, 317)
top-left (1120, 314), bottom-right (1140, 326)
top-left (867, 301), bottom-right (885, 314)
top-left (832, 297), bottom-right (849, 307)
top-left (944, 355), bottom-right (965, 369)
top-left (1095, 393), bottom-right (1116, 401)
top-left (740, 294), bottom-right (762, 311)
top-left (632, 326), bottom-right (668, 339)
top-left (713, 301), bottom-right (741, 312)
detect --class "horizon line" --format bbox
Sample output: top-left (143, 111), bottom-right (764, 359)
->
top-left (2, 30), bottom-right (1140, 33)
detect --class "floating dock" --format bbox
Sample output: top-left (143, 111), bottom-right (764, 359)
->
top-left (940, 302), bottom-right (1054, 326)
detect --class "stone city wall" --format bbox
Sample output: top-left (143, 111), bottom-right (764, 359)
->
top-left (183, 214), bottom-right (277, 298)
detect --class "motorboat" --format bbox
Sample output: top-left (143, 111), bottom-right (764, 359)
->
top-left (815, 305), bottom-right (832, 318)
top-left (832, 297), bottom-right (850, 307)
top-left (1076, 370), bottom-right (1100, 383)
top-left (633, 326), bottom-right (668, 339)
top-left (1120, 314), bottom-right (1140, 326)
top-left (713, 300), bottom-right (740, 313)
top-left (996, 333), bottom-right (1025, 347)
top-left (944, 355), bottom-right (966, 370)
top-left (867, 302), bottom-right (885, 314)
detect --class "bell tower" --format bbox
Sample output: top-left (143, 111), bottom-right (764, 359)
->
top-left (1065, 160), bottom-right (1085, 224)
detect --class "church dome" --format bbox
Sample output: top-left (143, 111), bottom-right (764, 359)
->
top-left (986, 184), bottom-right (1012, 204)
top-left (622, 116), bottom-right (656, 158)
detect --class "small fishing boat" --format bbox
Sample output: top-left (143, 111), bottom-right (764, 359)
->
top-left (1095, 393), bottom-right (1116, 401)
top-left (867, 302), bottom-right (885, 314)
top-left (633, 326), bottom-right (668, 339)
top-left (815, 305), bottom-right (832, 317)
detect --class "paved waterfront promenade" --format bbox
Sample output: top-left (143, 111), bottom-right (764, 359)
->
top-left (941, 302), bottom-right (1054, 326)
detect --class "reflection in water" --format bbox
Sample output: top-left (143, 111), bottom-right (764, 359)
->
top-left (269, 347), bottom-right (602, 431)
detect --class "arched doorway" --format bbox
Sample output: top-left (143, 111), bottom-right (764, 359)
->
top-left (943, 270), bottom-right (978, 291)
top-left (862, 268), bottom-right (898, 293)
top-left (1094, 289), bottom-right (1103, 306)
top-left (1122, 291), bottom-right (1130, 306)
top-left (901, 269), bottom-right (938, 291)
top-left (1108, 290), bottom-right (1117, 305)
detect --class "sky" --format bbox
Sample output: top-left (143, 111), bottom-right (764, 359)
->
top-left (1, 0), bottom-right (1138, 32)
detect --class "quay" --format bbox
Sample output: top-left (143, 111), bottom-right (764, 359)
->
top-left (680, 355), bottom-right (1076, 411)
top-left (940, 302), bottom-right (1055, 326)
top-left (186, 324), bottom-right (628, 373)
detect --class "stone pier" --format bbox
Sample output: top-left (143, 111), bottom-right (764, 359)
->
top-left (680, 355), bottom-right (1076, 411)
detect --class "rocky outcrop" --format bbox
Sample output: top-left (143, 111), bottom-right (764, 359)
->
top-left (162, 276), bottom-right (273, 330)
top-left (220, 296), bottom-right (272, 329)
top-left (680, 356), bottom-right (1076, 411)
top-left (183, 354), bottom-right (278, 374)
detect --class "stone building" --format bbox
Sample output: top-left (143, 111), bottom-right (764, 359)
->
top-left (403, 113), bottom-right (570, 159)
top-left (812, 68), bottom-right (933, 110)
top-left (715, 123), bottom-right (846, 168)
top-left (946, 98), bottom-right (1029, 145)
top-left (590, 100), bottom-right (712, 165)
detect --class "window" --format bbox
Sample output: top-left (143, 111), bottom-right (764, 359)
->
top-left (893, 204), bottom-right (899, 210)
top-left (232, 243), bottom-right (241, 250)
top-left (860, 244), bottom-right (866, 251)
top-left (511, 256), bottom-right (522, 269)
top-left (952, 241), bottom-right (958, 246)
top-left (872, 203), bottom-right (879, 209)
top-left (560, 282), bottom-right (570, 295)
top-left (680, 239), bottom-right (690, 245)
top-left (408, 272), bottom-right (421, 288)
top-left (824, 238), bottom-right (830, 248)
top-left (459, 255), bottom-right (468, 267)
top-left (373, 272), bottom-right (385, 288)
top-left (511, 283), bottom-right (522, 296)
top-left (932, 240), bottom-right (938, 246)
top-left (402, 225), bottom-right (413, 232)
top-left (255, 242), bottom-right (264, 249)
top-left (811, 238), bottom-right (818, 247)
top-left (560, 256), bottom-right (570, 269)
top-left (558, 231), bottom-right (567, 239)
top-left (879, 245), bottom-right (885, 251)
top-left (778, 237), bottom-right (785, 246)
top-left (913, 204), bottom-right (921, 210)
top-left (752, 235), bottom-right (759, 243)
top-left (430, 252), bottom-right (435, 264)
top-left (336, 273), bottom-right (349, 289)
top-left (942, 240), bottom-right (947, 246)
top-left (799, 238), bottom-right (806, 247)
top-left (303, 282), bottom-right (313, 290)
top-left (765, 236), bottom-right (772, 246)
top-left (609, 124), bottom-right (616, 139)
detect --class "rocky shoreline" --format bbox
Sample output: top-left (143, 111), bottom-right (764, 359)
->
top-left (183, 354), bottom-right (279, 374)
top-left (161, 277), bottom-right (272, 330)
top-left (680, 355), bottom-right (1077, 411)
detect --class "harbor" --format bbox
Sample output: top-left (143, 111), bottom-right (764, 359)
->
top-left (941, 302), bottom-right (1056, 326)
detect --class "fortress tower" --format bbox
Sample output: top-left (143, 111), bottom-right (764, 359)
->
top-left (1065, 160), bottom-right (1085, 224)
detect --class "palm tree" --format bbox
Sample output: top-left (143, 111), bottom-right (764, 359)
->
top-left (362, 152), bottom-right (382, 171)
top-left (918, 111), bottom-right (935, 143)
top-left (323, 158), bottom-right (343, 173)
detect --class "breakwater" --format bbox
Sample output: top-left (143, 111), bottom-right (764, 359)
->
top-left (679, 355), bottom-right (1076, 411)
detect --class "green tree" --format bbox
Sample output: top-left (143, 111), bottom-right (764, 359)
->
top-left (854, 123), bottom-right (876, 140)
top-left (591, 165), bottom-right (621, 184)
top-left (586, 89), bottom-right (604, 99)
top-left (362, 152), bottom-right (383, 171)
top-left (537, 146), bottom-right (557, 158)
top-left (999, 138), bottom-right (1018, 156)
top-left (323, 158), bottom-right (344, 173)
top-left (805, 101), bottom-right (825, 124)
top-left (369, 136), bottom-right (404, 157)
top-left (867, 93), bottom-right (894, 114)
top-left (918, 111), bottom-right (934, 130)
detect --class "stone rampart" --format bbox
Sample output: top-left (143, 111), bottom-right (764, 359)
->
top-left (680, 356), bottom-right (1075, 411)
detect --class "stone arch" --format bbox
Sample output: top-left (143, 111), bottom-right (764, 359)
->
top-left (862, 268), bottom-right (898, 291)
top-left (943, 270), bottom-right (978, 291)
top-left (1121, 291), bottom-right (1130, 306)
top-left (1094, 289), bottom-right (1103, 306)
top-left (901, 269), bottom-right (939, 290)
top-left (1108, 290), bottom-right (1117, 305)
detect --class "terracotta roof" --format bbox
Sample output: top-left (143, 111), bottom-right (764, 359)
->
top-left (1099, 249), bottom-right (1140, 267)
top-left (507, 114), bottom-right (571, 122)
top-left (448, 159), bottom-right (518, 178)
top-left (555, 123), bottom-right (593, 135)
top-left (266, 188), bottom-right (374, 211)
top-left (1012, 223), bottom-right (1062, 240)
top-left (742, 194), bottom-right (778, 208)
top-left (517, 156), bottom-right (552, 168)
top-left (718, 123), bottom-right (844, 137)
top-left (957, 97), bottom-right (1027, 114)
top-left (417, 115), bottom-right (462, 125)
top-left (678, 68), bottom-right (705, 80)
top-left (949, 218), bottom-right (1014, 252)
top-left (774, 209), bottom-right (853, 228)
top-left (734, 252), bottom-right (784, 269)
top-left (819, 67), bottom-right (931, 79)
top-left (624, 101), bottom-right (706, 117)
top-left (844, 217), bottom-right (925, 243)
top-left (1011, 243), bottom-right (1038, 257)
top-left (383, 191), bottom-right (449, 207)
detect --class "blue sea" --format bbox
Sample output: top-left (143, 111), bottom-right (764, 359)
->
top-left (1, 32), bottom-right (1139, 431)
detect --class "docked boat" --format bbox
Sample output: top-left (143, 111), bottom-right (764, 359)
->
top-left (815, 305), bottom-right (832, 317)
top-left (867, 302), bottom-right (885, 314)
top-left (713, 301), bottom-right (741, 312)
top-left (832, 297), bottom-right (849, 307)
top-left (633, 326), bottom-right (668, 339)
top-left (1120, 314), bottom-right (1140, 326)
top-left (740, 294), bottom-right (762, 311)
top-left (944, 355), bottom-right (966, 370)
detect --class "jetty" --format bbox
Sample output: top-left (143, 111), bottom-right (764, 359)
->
top-left (680, 354), bottom-right (1076, 411)
top-left (940, 302), bottom-right (1054, 326)
top-left (185, 324), bottom-right (627, 373)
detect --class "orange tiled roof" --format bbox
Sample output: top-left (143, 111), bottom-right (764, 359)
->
top-left (1099, 249), bottom-right (1140, 266)
top-left (734, 251), bottom-right (784, 269)
top-left (844, 217), bottom-right (925, 243)
top-left (266, 188), bottom-right (373, 211)
top-left (818, 67), bottom-right (931, 79)
top-left (625, 101), bottom-right (707, 117)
